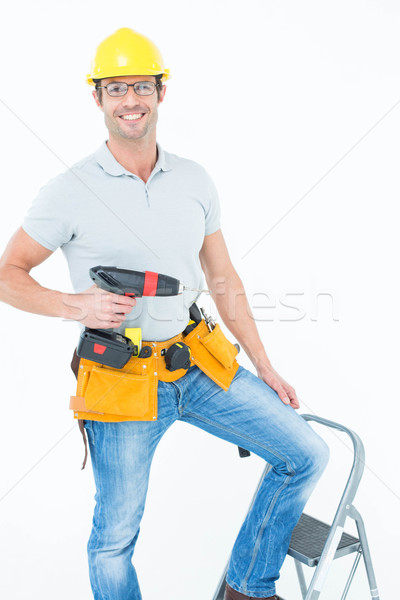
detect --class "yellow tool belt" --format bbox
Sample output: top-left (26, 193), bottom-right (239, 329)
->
top-left (70, 319), bottom-right (239, 423)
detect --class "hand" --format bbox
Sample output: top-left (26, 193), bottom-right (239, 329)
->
top-left (256, 363), bottom-right (300, 409)
top-left (63, 284), bottom-right (137, 328)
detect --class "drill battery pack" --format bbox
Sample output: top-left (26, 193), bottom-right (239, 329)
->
top-left (77, 328), bottom-right (138, 369)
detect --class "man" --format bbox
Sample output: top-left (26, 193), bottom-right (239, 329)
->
top-left (0, 28), bottom-right (329, 600)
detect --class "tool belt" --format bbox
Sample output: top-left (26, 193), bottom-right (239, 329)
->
top-left (70, 319), bottom-right (239, 424)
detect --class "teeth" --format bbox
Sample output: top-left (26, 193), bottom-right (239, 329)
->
top-left (121, 114), bottom-right (143, 120)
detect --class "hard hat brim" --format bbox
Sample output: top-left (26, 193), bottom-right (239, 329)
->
top-left (86, 68), bottom-right (170, 86)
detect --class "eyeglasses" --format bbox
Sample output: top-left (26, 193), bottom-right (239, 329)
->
top-left (96, 81), bottom-right (160, 97)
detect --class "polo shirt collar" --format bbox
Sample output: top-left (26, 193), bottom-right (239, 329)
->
top-left (95, 141), bottom-right (172, 177)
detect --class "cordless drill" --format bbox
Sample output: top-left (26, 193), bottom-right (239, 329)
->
top-left (89, 265), bottom-right (208, 297)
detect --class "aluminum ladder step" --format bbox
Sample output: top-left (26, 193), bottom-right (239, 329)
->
top-left (288, 513), bottom-right (360, 567)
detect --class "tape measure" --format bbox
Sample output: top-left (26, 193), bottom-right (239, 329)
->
top-left (164, 342), bottom-right (192, 371)
top-left (125, 328), bottom-right (152, 358)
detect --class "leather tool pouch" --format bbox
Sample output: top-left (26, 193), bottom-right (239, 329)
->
top-left (184, 320), bottom-right (239, 391)
top-left (70, 355), bottom-right (158, 469)
top-left (84, 367), bottom-right (153, 418)
top-left (199, 324), bottom-right (238, 369)
top-left (70, 359), bottom-right (157, 422)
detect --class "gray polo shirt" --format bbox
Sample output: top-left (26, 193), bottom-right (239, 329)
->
top-left (22, 141), bottom-right (221, 341)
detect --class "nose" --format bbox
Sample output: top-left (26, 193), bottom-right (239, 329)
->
top-left (121, 85), bottom-right (139, 105)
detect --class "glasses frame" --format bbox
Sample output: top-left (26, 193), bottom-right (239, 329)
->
top-left (95, 81), bottom-right (161, 97)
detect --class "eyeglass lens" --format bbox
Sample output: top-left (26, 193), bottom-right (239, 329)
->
top-left (106, 82), bottom-right (156, 96)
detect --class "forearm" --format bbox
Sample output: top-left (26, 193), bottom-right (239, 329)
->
top-left (0, 264), bottom-right (77, 319)
top-left (208, 269), bottom-right (271, 369)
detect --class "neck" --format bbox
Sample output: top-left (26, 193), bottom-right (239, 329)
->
top-left (106, 133), bottom-right (158, 182)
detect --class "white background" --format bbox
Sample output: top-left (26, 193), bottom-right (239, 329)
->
top-left (0, 1), bottom-right (398, 598)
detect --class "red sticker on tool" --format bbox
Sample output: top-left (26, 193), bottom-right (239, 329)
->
top-left (143, 271), bottom-right (158, 296)
top-left (93, 344), bottom-right (107, 355)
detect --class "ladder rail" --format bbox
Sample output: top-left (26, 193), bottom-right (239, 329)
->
top-left (340, 548), bottom-right (362, 600)
top-left (301, 414), bottom-right (365, 515)
top-left (294, 559), bottom-right (308, 599)
top-left (299, 415), bottom-right (379, 600)
top-left (348, 505), bottom-right (380, 599)
top-left (300, 415), bottom-right (364, 598)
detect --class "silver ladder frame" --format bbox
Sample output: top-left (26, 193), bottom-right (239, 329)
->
top-left (212, 414), bottom-right (380, 600)
top-left (292, 414), bottom-right (379, 599)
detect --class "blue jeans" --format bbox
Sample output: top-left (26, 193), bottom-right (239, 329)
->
top-left (84, 364), bottom-right (329, 599)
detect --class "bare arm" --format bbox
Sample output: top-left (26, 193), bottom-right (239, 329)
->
top-left (199, 229), bottom-right (299, 408)
top-left (0, 227), bottom-right (136, 327)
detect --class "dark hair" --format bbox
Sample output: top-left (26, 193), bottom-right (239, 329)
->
top-left (93, 74), bottom-right (164, 104)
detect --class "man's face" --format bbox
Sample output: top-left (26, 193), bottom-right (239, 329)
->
top-left (92, 75), bottom-right (166, 142)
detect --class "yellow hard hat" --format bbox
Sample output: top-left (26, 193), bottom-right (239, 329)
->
top-left (86, 27), bottom-right (170, 85)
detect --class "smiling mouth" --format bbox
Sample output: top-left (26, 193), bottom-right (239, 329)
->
top-left (119, 113), bottom-right (145, 121)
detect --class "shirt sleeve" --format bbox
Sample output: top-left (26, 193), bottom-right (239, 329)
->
top-left (22, 175), bottom-right (75, 251)
top-left (204, 170), bottom-right (221, 235)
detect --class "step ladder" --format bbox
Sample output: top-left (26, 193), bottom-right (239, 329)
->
top-left (212, 414), bottom-right (380, 600)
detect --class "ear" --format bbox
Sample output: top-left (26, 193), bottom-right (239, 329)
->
top-left (92, 89), bottom-right (104, 111)
top-left (158, 84), bottom-right (167, 105)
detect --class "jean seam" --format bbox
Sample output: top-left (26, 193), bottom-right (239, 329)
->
top-left (170, 378), bottom-right (190, 416)
top-left (241, 475), bottom-right (291, 592)
top-left (87, 424), bottom-right (117, 600)
top-left (179, 384), bottom-right (192, 415)
top-left (181, 410), bottom-right (296, 469)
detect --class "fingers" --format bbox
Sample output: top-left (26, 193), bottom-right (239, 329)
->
top-left (108, 319), bottom-right (127, 328)
top-left (74, 289), bottom-right (137, 329)
top-left (93, 314), bottom-right (130, 328)
top-left (276, 385), bottom-right (291, 405)
top-left (113, 303), bottom-right (136, 315)
top-left (109, 296), bottom-right (136, 320)
top-left (105, 291), bottom-right (137, 307)
top-left (257, 367), bottom-right (291, 406)
top-left (99, 293), bottom-right (136, 316)
top-left (90, 286), bottom-right (137, 305)
top-left (287, 388), bottom-right (300, 410)
top-left (270, 375), bottom-right (299, 409)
